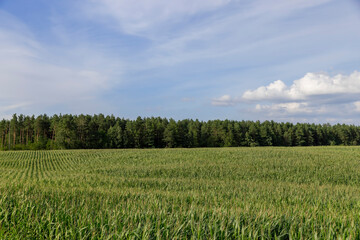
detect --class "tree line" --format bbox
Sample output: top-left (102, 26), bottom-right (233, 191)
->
top-left (0, 114), bottom-right (359, 150)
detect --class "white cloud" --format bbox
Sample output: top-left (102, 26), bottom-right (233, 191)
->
top-left (82, 0), bottom-right (333, 37)
top-left (212, 71), bottom-right (360, 121)
top-left (239, 71), bottom-right (360, 119)
top-left (243, 80), bottom-right (289, 101)
top-left (254, 102), bottom-right (330, 115)
top-left (255, 102), bottom-right (311, 113)
top-left (0, 103), bottom-right (31, 112)
top-left (354, 101), bottom-right (360, 112)
top-left (79, 0), bottom-right (337, 72)
top-left (0, 13), bottom-right (116, 118)
top-left (243, 71), bottom-right (360, 101)
top-left (211, 95), bottom-right (238, 106)
top-left (75, 0), bottom-right (355, 75)
top-left (0, 33), bottom-right (107, 101)
top-left (83, 0), bottom-right (231, 37)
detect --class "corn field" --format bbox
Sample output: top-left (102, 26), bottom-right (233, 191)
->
top-left (0, 147), bottom-right (360, 239)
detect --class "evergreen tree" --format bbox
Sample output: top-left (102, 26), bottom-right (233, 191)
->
top-left (1, 114), bottom-right (360, 150)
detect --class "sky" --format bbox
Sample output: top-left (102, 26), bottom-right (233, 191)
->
top-left (0, 0), bottom-right (360, 123)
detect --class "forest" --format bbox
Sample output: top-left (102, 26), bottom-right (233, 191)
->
top-left (0, 114), bottom-right (360, 150)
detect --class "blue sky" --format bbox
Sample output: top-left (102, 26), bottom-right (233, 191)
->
top-left (0, 0), bottom-right (360, 123)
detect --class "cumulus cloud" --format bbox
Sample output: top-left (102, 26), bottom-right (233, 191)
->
top-left (243, 71), bottom-right (360, 101)
top-left (243, 80), bottom-right (289, 100)
top-left (240, 71), bottom-right (360, 118)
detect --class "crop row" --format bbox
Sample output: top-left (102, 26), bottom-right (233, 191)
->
top-left (0, 147), bottom-right (359, 239)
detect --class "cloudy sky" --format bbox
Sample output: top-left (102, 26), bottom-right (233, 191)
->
top-left (0, 0), bottom-right (360, 123)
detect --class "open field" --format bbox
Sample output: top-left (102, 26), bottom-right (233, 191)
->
top-left (0, 147), bottom-right (360, 239)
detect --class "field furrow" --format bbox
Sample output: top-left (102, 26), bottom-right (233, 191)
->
top-left (0, 147), bottom-right (359, 239)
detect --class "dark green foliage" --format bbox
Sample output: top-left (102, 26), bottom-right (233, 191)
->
top-left (1, 114), bottom-right (360, 150)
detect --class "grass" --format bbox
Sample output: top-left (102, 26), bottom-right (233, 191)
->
top-left (0, 147), bottom-right (359, 239)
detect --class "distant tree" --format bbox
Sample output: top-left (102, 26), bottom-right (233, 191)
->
top-left (246, 122), bottom-right (259, 147)
top-left (10, 114), bottom-right (18, 147)
top-left (0, 120), bottom-right (6, 149)
top-left (164, 119), bottom-right (178, 148)
top-left (1, 114), bottom-right (360, 150)
top-left (57, 115), bottom-right (76, 149)
top-left (108, 122), bottom-right (124, 148)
